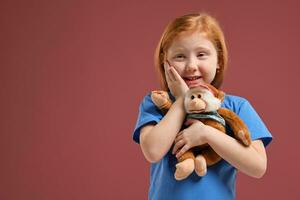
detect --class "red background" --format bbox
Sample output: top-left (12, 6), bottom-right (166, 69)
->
top-left (1, 0), bottom-right (299, 199)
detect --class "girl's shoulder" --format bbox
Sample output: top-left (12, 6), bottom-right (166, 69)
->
top-left (140, 91), bottom-right (152, 103)
top-left (222, 94), bottom-right (250, 114)
top-left (223, 93), bottom-right (248, 103)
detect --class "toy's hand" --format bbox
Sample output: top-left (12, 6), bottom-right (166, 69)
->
top-left (172, 120), bottom-right (207, 158)
top-left (218, 108), bottom-right (252, 146)
top-left (151, 90), bottom-right (170, 108)
top-left (164, 61), bottom-right (189, 100)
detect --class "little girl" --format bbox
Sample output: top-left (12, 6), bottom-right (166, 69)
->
top-left (132, 13), bottom-right (272, 200)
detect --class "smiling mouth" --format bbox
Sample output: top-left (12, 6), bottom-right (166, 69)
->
top-left (184, 76), bottom-right (202, 87)
top-left (183, 76), bottom-right (202, 81)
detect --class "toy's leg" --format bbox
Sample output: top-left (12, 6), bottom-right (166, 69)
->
top-left (175, 151), bottom-right (195, 180)
top-left (194, 154), bottom-right (207, 176)
top-left (195, 146), bottom-right (222, 176)
top-left (218, 108), bottom-right (251, 146)
top-left (201, 147), bottom-right (222, 166)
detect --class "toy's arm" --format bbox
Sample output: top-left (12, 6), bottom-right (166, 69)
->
top-left (218, 108), bottom-right (251, 146)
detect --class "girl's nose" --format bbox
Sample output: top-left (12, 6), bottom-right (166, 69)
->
top-left (185, 58), bottom-right (198, 72)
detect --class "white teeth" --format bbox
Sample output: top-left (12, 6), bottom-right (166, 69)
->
top-left (186, 77), bottom-right (199, 80)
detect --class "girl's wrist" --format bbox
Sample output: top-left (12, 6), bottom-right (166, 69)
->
top-left (202, 125), bottom-right (221, 145)
top-left (174, 95), bottom-right (184, 104)
top-left (175, 93), bottom-right (185, 100)
top-left (196, 122), bottom-right (210, 144)
top-left (171, 95), bottom-right (185, 116)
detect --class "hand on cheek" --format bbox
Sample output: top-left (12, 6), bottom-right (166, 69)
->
top-left (164, 61), bottom-right (189, 99)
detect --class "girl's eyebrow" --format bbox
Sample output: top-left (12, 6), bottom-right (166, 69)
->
top-left (172, 47), bottom-right (186, 52)
top-left (172, 46), bottom-right (210, 53)
top-left (194, 46), bottom-right (210, 51)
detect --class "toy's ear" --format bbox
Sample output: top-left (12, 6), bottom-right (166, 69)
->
top-left (206, 84), bottom-right (225, 102)
top-left (217, 90), bottom-right (225, 102)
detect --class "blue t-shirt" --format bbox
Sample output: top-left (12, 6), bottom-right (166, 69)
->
top-left (132, 92), bottom-right (273, 200)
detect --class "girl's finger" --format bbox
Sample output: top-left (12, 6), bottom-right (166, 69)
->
top-left (172, 139), bottom-right (185, 155)
top-left (185, 119), bottom-right (198, 126)
top-left (165, 60), bottom-right (177, 81)
top-left (174, 132), bottom-right (184, 143)
top-left (164, 62), bottom-right (174, 82)
top-left (168, 69), bottom-right (176, 82)
top-left (176, 144), bottom-right (189, 158)
top-left (164, 60), bottom-right (171, 71)
top-left (167, 66), bottom-right (177, 81)
top-left (169, 67), bottom-right (183, 82)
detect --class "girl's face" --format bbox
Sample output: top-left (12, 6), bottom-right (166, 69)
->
top-left (166, 31), bottom-right (219, 88)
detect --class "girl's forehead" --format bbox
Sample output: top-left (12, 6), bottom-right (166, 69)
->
top-left (174, 32), bottom-right (209, 43)
top-left (168, 32), bottom-right (215, 51)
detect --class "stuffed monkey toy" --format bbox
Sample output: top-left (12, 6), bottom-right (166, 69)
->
top-left (151, 84), bottom-right (251, 180)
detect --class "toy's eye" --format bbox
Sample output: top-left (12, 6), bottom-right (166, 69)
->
top-left (191, 95), bottom-right (195, 100)
top-left (198, 94), bottom-right (201, 98)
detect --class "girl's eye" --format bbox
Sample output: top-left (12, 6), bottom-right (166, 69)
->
top-left (174, 54), bottom-right (185, 59)
top-left (198, 94), bottom-right (201, 98)
top-left (191, 95), bottom-right (195, 100)
top-left (197, 53), bottom-right (206, 57)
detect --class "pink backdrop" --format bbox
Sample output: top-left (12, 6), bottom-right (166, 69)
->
top-left (1, 0), bottom-right (299, 199)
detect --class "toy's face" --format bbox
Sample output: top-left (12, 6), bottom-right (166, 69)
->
top-left (184, 86), bottom-right (222, 113)
top-left (185, 90), bottom-right (207, 113)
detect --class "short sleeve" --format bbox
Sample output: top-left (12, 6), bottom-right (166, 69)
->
top-left (132, 92), bottom-right (163, 144)
top-left (237, 100), bottom-right (273, 147)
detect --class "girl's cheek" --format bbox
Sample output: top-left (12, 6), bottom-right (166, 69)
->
top-left (174, 63), bottom-right (185, 71)
top-left (172, 65), bottom-right (183, 74)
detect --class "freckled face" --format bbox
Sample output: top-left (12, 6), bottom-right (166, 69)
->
top-left (166, 31), bottom-right (219, 88)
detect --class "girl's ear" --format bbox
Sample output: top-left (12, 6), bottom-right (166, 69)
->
top-left (216, 65), bottom-right (221, 74)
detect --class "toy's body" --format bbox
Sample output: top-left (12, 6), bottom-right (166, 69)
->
top-left (151, 84), bottom-right (251, 180)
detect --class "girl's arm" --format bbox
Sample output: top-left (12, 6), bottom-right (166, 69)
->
top-left (140, 61), bottom-right (188, 163)
top-left (206, 127), bottom-right (267, 178)
top-left (139, 96), bottom-right (185, 163)
top-left (173, 121), bottom-right (267, 178)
